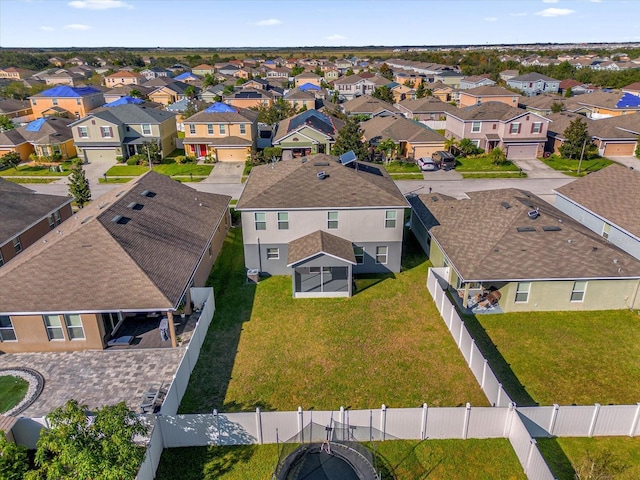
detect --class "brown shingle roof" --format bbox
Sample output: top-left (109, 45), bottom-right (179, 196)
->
top-left (397, 97), bottom-right (458, 114)
top-left (360, 115), bottom-right (446, 144)
top-left (412, 188), bottom-right (640, 282)
top-left (236, 154), bottom-right (408, 210)
top-left (462, 86), bottom-right (518, 97)
top-left (447, 102), bottom-right (529, 122)
top-left (341, 95), bottom-right (399, 115)
top-left (556, 164), bottom-right (640, 239)
top-left (287, 230), bottom-right (356, 266)
top-left (184, 106), bottom-right (258, 124)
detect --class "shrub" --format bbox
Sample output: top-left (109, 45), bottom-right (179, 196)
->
top-left (174, 155), bottom-right (187, 164)
top-left (126, 157), bottom-right (139, 166)
top-left (70, 157), bottom-right (83, 167)
top-left (203, 154), bottom-right (216, 164)
top-left (115, 156), bottom-right (124, 163)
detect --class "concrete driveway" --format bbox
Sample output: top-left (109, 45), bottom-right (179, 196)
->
top-left (202, 161), bottom-right (244, 184)
top-left (607, 156), bottom-right (640, 170)
top-left (511, 158), bottom-right (569, 179)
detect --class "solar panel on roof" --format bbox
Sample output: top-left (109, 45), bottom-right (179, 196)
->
top-left (339, 150), bottom-right (357, 165)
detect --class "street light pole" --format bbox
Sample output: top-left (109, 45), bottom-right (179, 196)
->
top-left (577, 136), bottom-right (587, 176)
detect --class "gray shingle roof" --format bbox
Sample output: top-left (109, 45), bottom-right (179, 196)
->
top-left (184, 106), bottom-right (258, 124)
top-left (341, 95), bottom-right (399, 115)
top-left (82, 104), bottom-right (176, 125)
top-left (509, 72), bottom-right (559, 83)
top-left (447, 102), bottom-right (529, 122)
top-left (287, 230), bottom-right (356, 266)
top-left (360, 115), bottom-right (446, 143)
top-left (462, 86), bottom-right (518, 97)
top-left (397, 97), bottom-right (458, 114)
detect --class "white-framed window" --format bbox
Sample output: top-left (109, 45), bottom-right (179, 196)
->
top-left (266, 247), bottom-right (279, 260)
top-left (470, 139), bottom-right (481, 148)
top-left (385, 210), bottom-right (397, 228)
top-left (0, 316), bottom-right (17, 342)
top-left (254, 212), bottom-right (266, 230)
top-left (64, 314), bottom-right (85, 340)
top-left (12, 237), bottom-right (22, 254)
top-left (44, 314), bottom-right (65, 340)
top-left (471, 121), bottom-right (481, 133)
top-left (327, 211), bottom-right (338, 229)
top-left (189, 124), bottom-right (196, 135)
top-left (570, 281), bottom-right (587, 302)
top-left (375, 246), bottom-right (388, 264)
top-left (77, 126), bottom-right (88, 138)
top-left (240, 124), bottom-right (246, 135)
top-left (54, 210), bottom-right (61, 225)
top-left (142, 124), bottom-right (152, 135)
top-left (219, 124), bottom-right (226, 134)
top-left (48, 214), bottom-right (56, 229)
top-left (100, 126), bottom-right (113, 138)
top-left (52, 98), bottom-right (58, 106)
top-left (207, 124), bottom-right (214, 135)
top-left (76, 98), bottom-right (81, 105)
top-left (354, 246), bottom-right (365, 264)
top-left (510, 123), bottom-right (521, 134)
top-left (515, 282), bottom-right (531, 303)
top-left (277, 212), bottom-right (289, 230)
top-left (602, 223), bottom-right (611, 239)
top-left (531, 122), bottom-right (542, 134)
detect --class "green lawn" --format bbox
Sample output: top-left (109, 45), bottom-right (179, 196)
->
top-left (468, 310), bottom-right (640, 406)
top-left (540, 154), bottom-right (614, 176)
top-left (455, 156), bottom-right (520, 172)
top-left (105, 165), bottom-right (149, 176)
top-left (2, 177), bottom-right (59, 184)
top-left (537, 437), bottom-right (640, 480)
top-left (0, 375), bottom-right (28, 414)
top-left (382, 161), bottom-right (420, 173)
top-left (156, 439), bottom-right (526, 480)
top-left (389, 173), bottom-right (425, 180)
top-left (179, 228), bottom-right (488, 414)
top-left (0, 161), bottom-right (74, 176)
top-left (105, 163), bottom-right (213, 177)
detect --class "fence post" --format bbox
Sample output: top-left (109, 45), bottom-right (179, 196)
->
top-left (380, 404), bottom-right (387, 441)
top-left (420, 403), bottom-right (428, 440)
top-left (481, 359), bottom-right (488, 389)
top-left (458, 320), bottom-right (464, 347)
top-left (525, 438), bottom-right (537, 474)
top-left (588, 403), bottom-right (601, 437)
top-left (440, 288), bottom-right (446, 314)
top-left (340, 406), bottom-right (345, 441)
top-left (549, 404), bottom-right (560, 436)
top-left (496, 383), bottom-right (503, 407)
top-left (630, 403), bottom-right (640, 437)
top-left (256, 407), bottom-right (263, 445)
top-left (297, 407), bottom-right (304, 443)
top-left (213, 409), bottom-right (219, 446)
top-left (503, 402), bottom-right (516, 438)
top-left (469, 339), bottom-right (475, 367)
top-left (449, 307), bottom-right (454, 330)
top-left (462, 403), bottom-right (471, 439)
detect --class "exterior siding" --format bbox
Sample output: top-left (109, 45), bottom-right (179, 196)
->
top-left (459, 94), bottom-right (519, 108)
top-left (31, 94), bottom-right (104, 119)
top-left (0, 143), bottom-right (33, 161)
top-left (192, 209), bottom-right (230, 286)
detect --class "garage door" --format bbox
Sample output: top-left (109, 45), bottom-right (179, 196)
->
top-left (83, 149), bottom-right (116, 163)
top-left (217, 148), bottom-right (246, 162)
top-left (412, 145), bottom-right (443, 159)
top-left (604, 143), bottom-right (635, 156)
top-left (506, 144), bottom-right (539, 160)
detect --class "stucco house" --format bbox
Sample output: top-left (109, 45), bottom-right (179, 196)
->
top-left (0, 117), bottom-right (77, 161)
top-left (182, 102), bottom-right (258, 161)
top-left (445, 102), bottom-right (549, 160)
top-left (236, 154), bottom-right (409, 298)
top-left (573, 91), bottom-right (640, 119)
top-left (29, 86), bottom-right (105, 120)
top-left (458, 86), bottom-right (520, 108)
top-left (555, 164), bottom-right (640, 261)
top-left (283, 88), bottom-right (317, 111)
top-left (341, 95), bottom-right (400, 119)
top-left (506, 73), bottom-right (560, 96)
top-left (459, 75), bottom-right (496, 90)
top-left (395, 97), bottom-right (458, 130)
top-left (409, 188), bottom-right (640, 313)
top-left (222, 88), bottom-right (278, 110)
top-left (333, 74), bottom-right (390, 101)
top-left (272, 109), bottom-right (344, 159)
top-left (0, 172), bottom-right (231, 353)
top-left (104, 70), bottom-right (144, 88)
top-left (294, 72), bottom-right (322, 88)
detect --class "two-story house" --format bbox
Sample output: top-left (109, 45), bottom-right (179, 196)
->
top-left (147, 81), bottom-right (193, 106)
top-left (70, 104), bottom-right (177, 163)
top-left (341, 95), bottom-right (400, 119)
top-left (333, 74), bottom-right (390, 101)
top-left (182, 102), bottom-right (258, 161)
top-left (191, 64), bottom-right (216, 76)
top-left (0, 67), bottom-right (35, 80)
top-left (222, 88), bottom-right (278, 110)
top-left (445, 102), bottom-right (549, 159)
top-left (458, 86), bottom-right (520, 108)
top-left (236, 154), bottom-right (409, 298)
top-left (459, 75), bottom-right (496, 90)
top-left (294, 72), bottom-right (322, 88)
top-left (283, 88), bottom-right (317, 112)
top-left (104, 70), bottom-right (144, 88)
top-left (395, 97), bottom-right (458, 130)
top-left (272, 109), bottom-right (344, 159)
top-left (29, 86), bottom-right (105, 120)
top-left (506, 73), bottom-right (560, 96)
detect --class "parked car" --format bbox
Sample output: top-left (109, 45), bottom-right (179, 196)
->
top-left (432, 151), bottom-right (456, 170)
top-left (417, 157), bottom-right (437, 171)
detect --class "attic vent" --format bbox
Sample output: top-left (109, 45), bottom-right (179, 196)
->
top-left (80, 215), bottom-right (94, 224)
top-left (111, 214), bottom-right (123, 223)
top-left (517, 226), bottom-right (536, 233)
top-left (431, 196), bottom-right (438, 202)
top-left (115, 190), bottom-right (126, 198)
top-left (140, 190), bottom-right (155, 197)
top-left (313, 162), bottom-right (330, 167)
top-left (97, 202), bottom-right (109, 209)
top-left (542, 226), bottom-right (561, 232)
top-left (500, 202), bottom-right (511, 209)
top-left (127, 202), bottom-right (143, 210)
top-left (317, 171), bottom-right (327, 180)
top-left (528, 208), bottom-right (540, 219)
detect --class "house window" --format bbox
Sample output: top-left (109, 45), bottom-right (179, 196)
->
top-left (254, 212), bottom-right (266, 230)
top-left (385, 210), bottom-right (397, 229)
top-left (12, 237), bottom-right (22, 254)
top-left (515, 282), bottom-right (531, 303)
top-left (375, 246), bottom-right (388, 264)
top-left (100, 126), bottom-right (113, 138)
top-left (0, 316), bottom-right (16, 342)
top-left (510, 123), bottom-right (521, 134)
top-left (64, 314), bottom-right (85, 340)
top-left (354, 246), bottom-right (365, 264)
top-left (219, 124), bottom-right (226, 134)
top-left (44, 315), bottom-right (65, 340)
top-left (207, 124), bottom-right (214, 135)
top-left (602, 223), bottom-right (611, 239)
top-left (142, 124), bottom-right (152, 135)
top-left (327, 211), bottom-right (338, 229)
top-left (48, 215), bottom-right (56, 229)
top-left (54, 210), bottom-right (61, 224)
top-left (277, 212), bottom-right (289, 230)
top-left (240, 124), bottom-right (247, 135)
top-left (570, 281), bottom-right (587, 302)
top-left (0, 250), bottom-right (3, 267)
top-left (76, 99), bottom-right (81, 105)
top-left (471, 121), bottom-right (481, 133)
top-left (470, 139), bottom-right (481, 148)
top-left (77, 126), bottom-right (88, 138)
top-left (189, 124), bottom-right (196, 135)
top-left (32, 99), bottom-right (37, 105)
top-left (531, 122), bottom-right (542, 134)
top-left (52, 99), bottom-right (58, 106)
top-left (267, 248), bottom-right (279, 260)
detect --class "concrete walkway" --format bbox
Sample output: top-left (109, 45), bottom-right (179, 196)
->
top-left (510, 158), bottom-right (570, 179)
top-left (202, 161), bottom-right (245, 184)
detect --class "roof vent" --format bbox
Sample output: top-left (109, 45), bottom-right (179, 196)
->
top-left (317, 171), bottom-right (327, 180)
top-left (115, 190), bottom-right (126, 198)
top-left (314, 162), bottom-right (330, 167)
top-left (517, 226), bottom-right (536, 233)
top-left (542, 226), bottom-right (561, 232)
top-left (111, 214), bottom-right (123, 223)
top-left (528, 208), bottom-right (540, 219)
top-left (127, 202), bottom-right (143, 210)
top-left (81, 215), bottom-right (94, 224)
top-left (140, 190), bottom-right (155, 197)
top-left (500, 201), bottom-right (511, 209)
top-left (613, 258), bottom-right (619, 264)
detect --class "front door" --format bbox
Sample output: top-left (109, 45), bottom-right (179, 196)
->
top-left (198, 144), bottom-right (207, 157)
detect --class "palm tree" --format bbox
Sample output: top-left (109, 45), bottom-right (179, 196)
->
top-left (377, 138), bottom-right (398, 165)
top-left (444, 136), bottom-right (458, 154)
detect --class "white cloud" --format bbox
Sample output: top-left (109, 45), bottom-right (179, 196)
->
top-left (254, 18), bottom-right (282, 26)
top-left (39, 26), bottom-right (55, 31)
top-left (64, 24), bottom-right (92, 31)
top-left (484, 16), bottom-right (498, 22)
top-left (68, 0), bottom-right (133, 10)
top-left (326, 34), bottom-right (346, 40)
top-left (536, 7), bottom-right (575, 16)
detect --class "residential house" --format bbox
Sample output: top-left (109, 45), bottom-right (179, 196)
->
top-left (458, 86), bottom-right (520, 108)
top-left (341, 95), bottom-right (400, 119)
top-left (71, 103), bottom-right (177, 163)
top-left (396, 97), bottom-right (457, 130)
top-left (499, 70), bottom-right (519, 82)
top-left (394, 72), bottom-right (424, 87)
top-left (0, 67), bottom-right (35, 80)
top-left (506, 73), bottom-right (560, 96)
top-left (166, 63), bottom-right (189, 75)
top-left (0, 172), bottom-right (231, 353)
top-left (433, 70), bottom-right (465, 88)
top-left (43, 71), bottom-right (85, 87)
top-left (622, 82), bottom-right (640, 97)
top-left (0, 99), bottom-right (32, 122)
top-left (222, 88), bottom-right (277, 110)
top-left (324, 68), bottom-right (340, 82)
top-left (200, 85), bottom-right (226, 103)
top-left (104, 70), bottom-right (144, 88)
top-left (333, 74), bottom-right (390, 101)
top-left (360, 115), bottom-right (446, 159)
top-left (217, 65), bottom-right (239, 76)
top-left (429, 82), bottom-right (456, 103)
top-left (242, 78), bottom-right (270, 90)
top-left (182, 102), bottom-right (258, 161)
top-left (294, 72), bottom-right (322, 88)
top-left (518, 94), bottom-right (585, 116)
top-left (192, 64), bottom-right (216, 76)
top-left (48, 57), bottom-right (65, 67)
top-left (102, 85), bottom-right (154, 104)
top-left (272, 109), bottom-right (344, 159)
top-left (574, 91), bottom-right (640, 119)
top-left (459, 75), bottom-right (496, 90)
top-left (265, 67), bottom-right (292, 81)
top-left (283, 88), bottom-right (317, 111)
top-left (409, 188), bottom-right (640, 313)
top-left (29, 85), bottom-right (105, 119)
top-left (0, 179), bottom-right (72, 268)
top-left (558, 79), bottom-right (596, 96)
top-left (389, 83), bottom-right (417, 103)
top-left (67, 57), bottom-right (87, 66)
top-left (140, 67), bottom-right (172, 80)
top-left (0, 117), bottom-right (77, 161)
top-left (236, 154), bottom-right (409, 297)
top-left (555, 164), bottom-right (640, 261)
top-left (173, 72), bottom-right (201, 85)
top-left (445, 102), bottom-right (549, 159)
top-left (147, 81), bottom-right (193, 106)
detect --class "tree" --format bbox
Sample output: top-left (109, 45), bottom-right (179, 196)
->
top-left (376, 138), bottom-right (398, 165)
top-left (416, 82), bottom-right (427, 99)
top-left (371, 85), bottom-right (394, 104)
top-left (253, 98), bottom-right (298, 126)
top-left (202, 73), bottom-right (218, 88)
top-left (129, 88), bottom-right (143, 99)
top-left (457, 138), bottom-right (483, 157)
top-left (0, 431), bottom-right (29, 480)
top-left (291, 65), bottom-right (305, 76)
top-left (344, 68), bottom-right (354, 76)
top-left (331, 117), bottom-right (368, 161)
top-left (184, 85), bottom-right (197, 99)
top-left (551, 101), bottom-right (564, 113)
top-left (444, 136), bottom-right (459, 153)
top-left (0, 114), bottom-right (15, 131)
top-left (559, 117), bottom-right (590, 159)
top-left (574, 449), bottom-right (628, 480)
top-left (68, 166), bottom-right (91, 208)
top-left (140, 140), bottom-right (161, 165)
top-left (564, 86), bottom-right (573, 98)
top-left (1, 151), bottom-right (21, 169)
top-left (379, 63), bottom-right (394, 80)
top-left (489, 147), bottom-right (508, 165)
top-left (27, 400), bottom-right (147, 480)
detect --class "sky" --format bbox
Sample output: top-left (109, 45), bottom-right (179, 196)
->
top-left (1, 0), bottom-right (639, 49)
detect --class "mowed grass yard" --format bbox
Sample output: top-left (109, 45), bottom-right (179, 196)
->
top-left (179, 228), bottom-right (488, 414)
top-left (471, 310), bottom-right (640, 406)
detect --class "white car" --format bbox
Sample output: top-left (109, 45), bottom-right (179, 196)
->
top-left (417, 157), bottom-right (437, 171)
